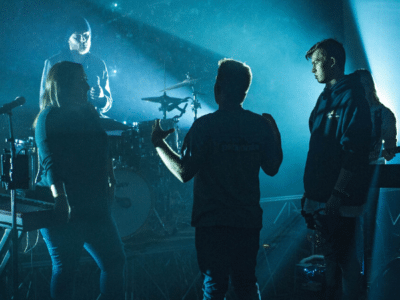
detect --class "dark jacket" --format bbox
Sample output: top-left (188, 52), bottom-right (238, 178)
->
top-left (304, 75), bottom-right (372, 206)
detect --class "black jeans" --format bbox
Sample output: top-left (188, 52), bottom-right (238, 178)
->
top-left (195, 226), bottom-right (261, 300)
top-left (315, 215), bottom-right (360, 300)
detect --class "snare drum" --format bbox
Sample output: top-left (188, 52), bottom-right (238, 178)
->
top-left (111, 168), bottom-right (152, 240)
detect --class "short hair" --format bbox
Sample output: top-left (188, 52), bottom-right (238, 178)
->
top-left (216, 58), bottom-right (252, 104)
top-left (64, 16), bottom-right (91, 45)
top-left (305, 39), bottom-right (346, 72)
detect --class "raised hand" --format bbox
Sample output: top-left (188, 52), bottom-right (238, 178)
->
top-left (151, 119), bottom-right (175, 147)
top-left (90, 76), bottom-right (104, 100)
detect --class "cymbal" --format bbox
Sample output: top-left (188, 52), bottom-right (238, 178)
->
top-left (160, 78), bottom-right (199, 92)
top-left (141, 93), bottom-right (188, 104)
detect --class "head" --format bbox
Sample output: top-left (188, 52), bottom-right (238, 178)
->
top-left (65, 16), bottom-right (92, 55)
top-left (353, 69), bottom-right (380, 105)
top-left (41, 61), bottom-right (90, 109)
top-left (214, 58), bottom-right (252, 107)
top-left (306, 39), bottom-right (346, 85)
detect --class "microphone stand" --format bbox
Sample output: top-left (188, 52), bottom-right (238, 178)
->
top-left (4, 109), bottom-right (19, 300)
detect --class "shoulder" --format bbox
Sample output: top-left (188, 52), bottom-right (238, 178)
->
top-left (335, 77), bottom-right (367, 109)
top-left (191, 112), bottom-right (215, 128)
top-left (87, 53), bottom-right (107, 68)
top-left (381, 104), bottom-right (396, 119)
top-left (243, 109), bottom-right (268, 123)
top-left (46, 51), bottom-right (69, 65)
top-left (36, 107), bottom-right (58, 131)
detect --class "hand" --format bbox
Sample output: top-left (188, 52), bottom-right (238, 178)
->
top-left (325, 195), bottom-right (342, 216)
top-left (151, 119), bottom-right (175, 147)
top-left (89, 76), bottom-right (104, 100)
top-left (383, 148), bottom-right (396, 161)
top-left (54, 194), bottom-right (71, 223)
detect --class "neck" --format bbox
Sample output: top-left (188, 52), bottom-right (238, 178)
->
top-left (325, 73), bottom-right (344, 89)
top-left (70, 51), bottom-right (86, 63)
top-left (219, 103), bottom-right (242, 111)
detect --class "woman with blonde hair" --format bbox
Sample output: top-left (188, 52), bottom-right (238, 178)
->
top-left (35, 61), bottom-right (125, 300)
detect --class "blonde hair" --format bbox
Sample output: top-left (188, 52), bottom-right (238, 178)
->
top-left (33, 61), bottom-right (89, 128)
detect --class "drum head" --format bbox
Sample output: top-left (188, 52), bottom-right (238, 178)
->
top-left (111, 169), bottom-right (152, 239)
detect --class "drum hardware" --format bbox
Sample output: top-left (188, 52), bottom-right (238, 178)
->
top-left (159, 73), bottom-right (205, 121)
top-left (191, 91), bottom-right (203, 121)
top-left (107, 127), bottom-right (141, 170)
top-left (142, 92), bottom-right (189, 120)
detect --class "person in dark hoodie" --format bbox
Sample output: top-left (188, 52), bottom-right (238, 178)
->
top-left (40, 16), bottom-right (112, 115)
top-left (302, 39), bottom-right (372, 300)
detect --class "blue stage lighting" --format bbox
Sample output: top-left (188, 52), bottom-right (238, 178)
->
top-left (348, 0), bottom-right (400, 115)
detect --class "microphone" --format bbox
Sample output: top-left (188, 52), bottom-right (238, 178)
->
top-left (0, 97), bottom-right (26, 115)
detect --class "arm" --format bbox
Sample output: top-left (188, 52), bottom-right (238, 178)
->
top-left (35, 109), bottom-right (71, 222)
top-left (50, 181), bottom-right (71, 222)
top-left (260, 113), bottom-right (283, 176)
top-left (326, 93), bottom-right (372, 215)
top-left (151, 120), bottom-right (200, 183)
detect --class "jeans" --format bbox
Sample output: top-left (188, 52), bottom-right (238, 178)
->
top-left (195, 226), bottom-right (261, 300)
top-left (40, 215), bottom-right (126, 300)
top-left (315, 215), bottom-right (360, 300)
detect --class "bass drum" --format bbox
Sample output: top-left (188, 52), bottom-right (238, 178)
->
top-left (111, 169), bottom-right (152, 240)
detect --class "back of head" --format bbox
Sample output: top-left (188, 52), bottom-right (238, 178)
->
top-left (216, 58), bottom-right (252, 105)
top-left (353, 69), bottom-right (375, 89)
top-left (353, 68), bottom-right (380, 105)
top-left (42, 61), bottom-right (88, 109)
top-left (306, 38), bottom-right (346, 73)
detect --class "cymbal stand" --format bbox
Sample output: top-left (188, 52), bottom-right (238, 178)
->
top-left (158, 92), bottom-right (170, 120)
top-left (191, 90), bottom-right (202, 121)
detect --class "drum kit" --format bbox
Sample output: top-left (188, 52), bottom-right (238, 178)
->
top-left (104, 75), bottom-right (204, 243)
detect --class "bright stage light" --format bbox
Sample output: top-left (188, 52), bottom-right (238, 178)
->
top-left (349, 0), bottom-right (400, 114)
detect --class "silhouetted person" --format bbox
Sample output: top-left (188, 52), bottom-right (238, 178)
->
top-left (35, 61), bottom-right (125, 300)
top-left (151, 58), bottom-right (283, 300)
top-left (40, 16), bottom-right (112, 115)
top-left (302, 39), bottom-right (372, 300)
top-left (353, 68), bottom-right (397, 286)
